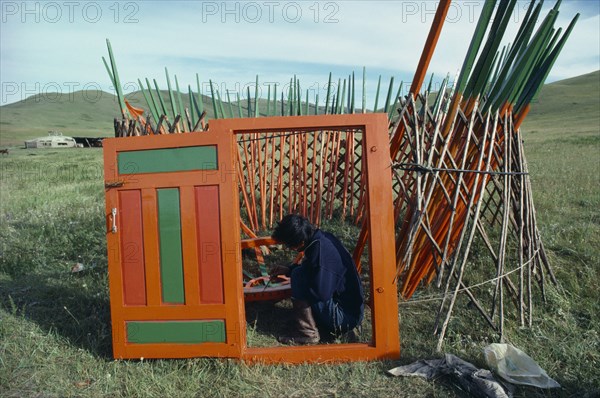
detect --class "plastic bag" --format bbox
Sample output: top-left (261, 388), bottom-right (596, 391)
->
top-left (484, 343), bottom-right (560, 389)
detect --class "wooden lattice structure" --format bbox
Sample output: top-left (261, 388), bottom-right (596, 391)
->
top-left (235, 123), bottom-right (368, 232)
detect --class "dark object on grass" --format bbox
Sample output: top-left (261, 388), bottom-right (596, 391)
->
top-left (388, 354), bottom-right (514, 398)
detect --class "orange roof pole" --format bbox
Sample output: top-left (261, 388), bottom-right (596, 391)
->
top-left (390, 0), bottom-right (452, 157)
top-left (513, 103), bottom-right (531, 130)
top-left (353, 0), bottom-right (452, 266)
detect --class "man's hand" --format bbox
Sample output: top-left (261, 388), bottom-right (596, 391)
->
top-left (269, 263), bottom-right (292, 279)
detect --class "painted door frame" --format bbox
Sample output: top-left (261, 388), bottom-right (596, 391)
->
top-left (212, 113), bottom-right (400, 363)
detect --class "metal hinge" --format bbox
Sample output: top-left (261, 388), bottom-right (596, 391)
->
top-left (105, 180), bottom-right (125, 188)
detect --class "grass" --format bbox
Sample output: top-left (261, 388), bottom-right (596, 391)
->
top-left (1, 71), bottom-right (599, 397)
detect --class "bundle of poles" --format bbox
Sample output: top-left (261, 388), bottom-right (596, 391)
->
top-left (389, 94), bottom-right (556, 350)
top-left (352, 0), bottom-right (577, 348)
top-left (104, 0), bottom-right (578, 348)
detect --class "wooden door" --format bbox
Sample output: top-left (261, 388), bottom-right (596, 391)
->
top-left (103, 132), bottom-right (244, 359)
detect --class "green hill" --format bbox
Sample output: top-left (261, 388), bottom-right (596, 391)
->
top-left (0, 89), bottom-right (222, 146)
top-left (521, 70), bottom-right (600, 140)
top-left (1, 71), bottom-right (598, 146)
top-left (0, 88), bottom-right (273, 146)
top-left (0, 90), bottom-right (117, 146)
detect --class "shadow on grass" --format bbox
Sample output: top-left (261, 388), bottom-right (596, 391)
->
top-left (0, 271), bottom-right (113, 359)
top-left (244, 300), bottom-right (292, 346)
top-left (533, 380), bottom-right (600, 398)
top-left (245, 299), bottom-right (376, 348)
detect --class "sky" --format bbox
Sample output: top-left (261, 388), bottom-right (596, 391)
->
top-left (1, 0), bottom-right (599, 107)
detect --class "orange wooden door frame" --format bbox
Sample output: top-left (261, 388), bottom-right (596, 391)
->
top-left (211, 114), bottom-right (400, 363)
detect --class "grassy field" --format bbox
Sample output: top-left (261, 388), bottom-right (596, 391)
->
top-left (1, 71), bottom-right (599, 397)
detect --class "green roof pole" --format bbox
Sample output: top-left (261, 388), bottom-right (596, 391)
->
top-left (290, 76), bottom-right (296, 115)
top-left (488, 8), bottom-right (559, 113)
top-left (145, 78), bottom-right (161, 121)
top-left (187, 85), bottom-right (196, 129)
top-left (324, 72), bottom-right (332, 115)
top-left (273, 84), bottom-right (277, 117)
top-left (254, 75), bottom-right (260, 117)
top-left (305, 89), bottom-right (310, 115)
top-left (383, 76), bottom-right (394, 113)
top-left (467, 2), bottom-right (518, 114)
top-left (463, 0), bottom-right (517, 102)
top-left (266, 85), bottom-right (271, 117)
top-left (190, 86), bottom-right (203, 128)
top-left (152, 79), bottom-right (168, 118)
top-left (339, 79), bottom-right (346, 114)
top-left (432, 74), bottom-right (449, 118)
top-left (331, 94), bottom-right (337, 115)
top-left (426, 73), bottom-right (434, 95)
top-left (174, 76), bottom-right (186, 119)
top-left (388, 81), bottom-right (403, 121)
top-left (287, 78), bottom-right (293, 116)
top-left (215, 89), bottom-right (226, 119)
top-left (138, 78), bottom-right (159, 123)
top-left (196, 74), bottom-right (204, 116)
top-left (236, 92), bottom-right (243, 118)
top-left (350, 72), bottom-right (356, 114)
top-left (105, 39), bottom-right (128, 118)
top-left (165, 68), bottom-right (178, 120)
top-left (335, 78), bottom-right (342, 114)
top-left (362, 66), bottom-right (366, 113)
top-left (226, 90), bottom-right (235, 118)
top-left (102, 56), bottom-right (115, 87)
top-left (296, 78), bottom-right (302, 116)
top-left (247, 86), bottom-right (252, 118)
top-left (515, 13), bottom-right (579, 121)
top-left (486, 47), bottom-right (505, 97)
top-left (209, 80), bottom-right (219, 119)
top-left (436, 0), bottom-right (496, 140)
top-left (488, 1), bottom-right (544, 103)
top-left (373, 75), bottom-right (382, 112)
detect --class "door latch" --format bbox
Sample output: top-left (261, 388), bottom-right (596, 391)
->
top-left (110, 208), bottom-right (117, 233)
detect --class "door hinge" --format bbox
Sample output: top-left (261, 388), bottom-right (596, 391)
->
top-left (105, 180), bottom-right (125, 188)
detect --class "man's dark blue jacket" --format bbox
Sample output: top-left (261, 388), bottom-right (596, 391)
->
top-left (299, 229), bottom-right (364, 320)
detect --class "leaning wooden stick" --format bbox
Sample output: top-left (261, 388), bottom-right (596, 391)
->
top-left (236, 147), bottom-right (257, 232)
top-left (269, 135), bottom-right (277, 227)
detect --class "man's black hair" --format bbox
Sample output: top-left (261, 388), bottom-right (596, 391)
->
top-left (271, 214), bottom-right (316, 249)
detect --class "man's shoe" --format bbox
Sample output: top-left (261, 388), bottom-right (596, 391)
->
top-left (278, 299), bottom-right (320, 345)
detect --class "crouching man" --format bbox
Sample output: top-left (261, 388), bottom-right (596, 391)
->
top-left (270, 214), bottom-right (364, 344)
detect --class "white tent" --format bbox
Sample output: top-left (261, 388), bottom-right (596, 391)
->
top-left (25, 132), bottom-right (76, 149)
